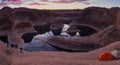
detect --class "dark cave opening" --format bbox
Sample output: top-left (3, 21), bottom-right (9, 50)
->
top-left (0, 35), bottom-right (8, 43)
top-left (33, 23), bottom-right (50, 34)
top-left (77, 25), bottom-right (97, 36)
top-left (21, 32), bottom-right (39, 43)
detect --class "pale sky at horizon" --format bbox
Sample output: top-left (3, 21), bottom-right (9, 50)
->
top-left (0, 0), bottom-right (120, 9)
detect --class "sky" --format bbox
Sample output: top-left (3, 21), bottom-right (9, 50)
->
top-left (0, 0), bottom-right (120, 9)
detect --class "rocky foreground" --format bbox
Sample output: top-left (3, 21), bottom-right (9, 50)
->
top-left (1, 40), bottom-right (120, 65)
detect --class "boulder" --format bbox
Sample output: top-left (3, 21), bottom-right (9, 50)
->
top-left (111, 50), bottom-right (120, 59)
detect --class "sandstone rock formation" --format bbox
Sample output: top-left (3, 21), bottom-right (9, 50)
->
top-left (0, 6), bottom-right (120, 52)
top-left (116, 11), bottom-right (120, 30)
top-left (50, 18), bottom-right (64, 35)
top-left (73, 7), bottom-right (120, 30)
top-left (46, 25), bottom-right (115, 52)
top-left (66, 25), bottom-right (80, 36)
top-left (1, 6), bottom-right (120, 65)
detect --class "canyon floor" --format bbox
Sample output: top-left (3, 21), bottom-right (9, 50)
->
top-left (1, 41), bottom-right (120, 65)
top-left (12, 51), bottom-right (120, 65)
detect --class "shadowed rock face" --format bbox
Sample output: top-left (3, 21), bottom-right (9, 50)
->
top-left (0, 17), bottom-right (13, 32)
top-left (0, 7), bottom-right (12, 18)
top-left (12, 7), bottom-right (39, 21)
top-left (109, 7), bottom-right (120, 22)
top-left (0, 7), bottom-right (13, 33)
top-left (0, 35), bottom-right (8, 43)
top-left (21, 33), bottom-right (38, 43)
top-left (116, 11), bottom-right (120, 30)
top-left (77, 25), bottom-right (97, 36)
top-left (51, 27), bottom-right (63, 36)
top-left (33, 22), bottom-right (50, 34)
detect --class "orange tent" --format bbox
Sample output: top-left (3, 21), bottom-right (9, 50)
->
top-left (99, 51), bottom-right (114, 61)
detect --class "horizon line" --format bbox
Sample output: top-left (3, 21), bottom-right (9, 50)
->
top-left (0, 6), bottom-right (119, 10)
